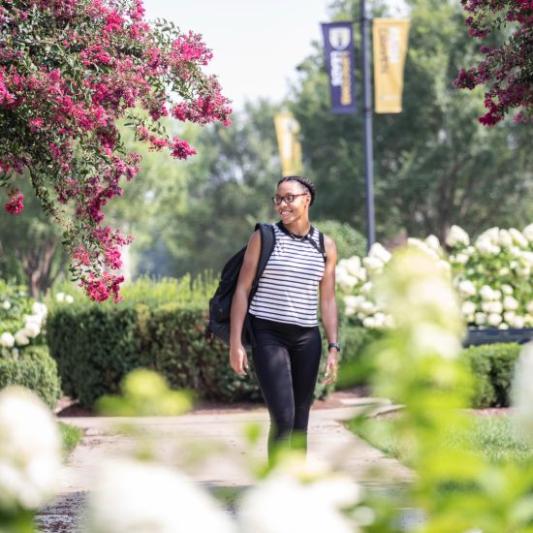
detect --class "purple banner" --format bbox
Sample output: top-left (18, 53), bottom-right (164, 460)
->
top-left (321, 21), bottom-right (356, 114)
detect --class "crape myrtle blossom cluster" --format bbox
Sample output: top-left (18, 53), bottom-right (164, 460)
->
top-left (336, 223), bottom-right (533, 331)
top-left (455, 0), bottom-right (533, 125)
top-left (0, 0), bottom-right (232, 302)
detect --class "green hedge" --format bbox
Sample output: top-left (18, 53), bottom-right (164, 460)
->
top-left (0, 345), bottom-right (62, 409)
top-left (47, 303), bottom-right (335, 408)
top-left (463, 342), bottom-right (522, 408)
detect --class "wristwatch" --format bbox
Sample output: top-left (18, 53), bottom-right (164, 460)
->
top-left (328, 342), bottom-right (341, 352)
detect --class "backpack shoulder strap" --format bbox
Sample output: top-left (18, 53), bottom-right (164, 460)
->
top-left (249, 222), bottom-right (275, 300)
top-left (307, 226), bottom-right (327, 263)
top-left (318, 230), bottom-right (326, 258)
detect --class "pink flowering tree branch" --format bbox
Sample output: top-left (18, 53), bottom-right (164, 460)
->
top-left (454, 0), bottom-right (533, 126)
top-left (0, 0), bottom-right (231, 302)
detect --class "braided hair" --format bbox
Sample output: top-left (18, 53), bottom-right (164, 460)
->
top-left (277, 175), bottom-right (316, 206)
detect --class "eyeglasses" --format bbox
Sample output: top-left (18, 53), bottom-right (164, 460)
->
top-left (271, 193), bottom-right (308, 206)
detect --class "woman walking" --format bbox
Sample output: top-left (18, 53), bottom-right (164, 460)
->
top-left (229, 176), bottom-right (339, 463)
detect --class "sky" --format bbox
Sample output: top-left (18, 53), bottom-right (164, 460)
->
top-left (143, 0), bottom-right (334, 110)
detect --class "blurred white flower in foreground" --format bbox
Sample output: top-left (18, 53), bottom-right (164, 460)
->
top-left (237, 454), bottom-right (363, 533)
top-left (511, 342), bottom-right (533, 441)
top-left (0, 385), bottom-right (62, 511)
top-left (80, 457), bottom-right (235, 533)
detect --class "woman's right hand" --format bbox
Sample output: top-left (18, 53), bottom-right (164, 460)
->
top-left (229, 343), bottom-right (249, 376)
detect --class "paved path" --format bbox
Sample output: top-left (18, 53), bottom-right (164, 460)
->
top-left (36, 402), bottom-right (412, 532)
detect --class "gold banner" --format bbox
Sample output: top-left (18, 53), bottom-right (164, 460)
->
top-left (373, 18), bottom-right (410, 113)
top-left (274, 111), bottom-right (303, 176)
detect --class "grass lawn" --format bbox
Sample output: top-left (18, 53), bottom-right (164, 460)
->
top-left (58, 421), bottom-right (83, 459)
top-left (346, 413), bottom-right (533, 465)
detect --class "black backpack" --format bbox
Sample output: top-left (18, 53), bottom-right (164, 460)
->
top-left (205, 221), bottom-right (326, 350)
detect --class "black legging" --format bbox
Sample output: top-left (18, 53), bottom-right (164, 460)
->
top-left (249, 314), bottom-right (322, 462)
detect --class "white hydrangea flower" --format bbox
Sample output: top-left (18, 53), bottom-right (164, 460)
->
top-left (55, 292), bottom-right (66, 303)
top-left (425, 234), bottom-right (440, 252)
top-left (521, 251), bottom-right (533, 267)
top-left (65, 295), bottom-right (75, 304)
top-left (474, 312), bottom-right (487, 325)
top-left (22, 323), bottom-right (40, 339)
top-left (0, 386), bottom-right (62, 511)
top-left (362, 316), bottom-right (377, 329)
top-left (516, 265), bottom-right (531, 279)
top-left (477, 227), bottom-right (500, 244)
top-left (342, 257), bottom-right (367, 281)
top-left (461, 302), bottom-right (476, 316)
top-left (362, 256), bottom-right (384, 274)
top-left (360, 282), bottom-right (372, 295)
top-left (237, 471), bottom-right (362, 533)
top-left (487, 313), bottom-right (502, 327)
top-left (498, 267), bottom-right (511, 277)
top-left (527, 302), bottom-right (533, 314)
top-left (522, 223), bottom-right (533, 243)
top-left (501, 284), bottom-right (514, 295)
top-left (0, 333), bottom-right (15, 348)
top-left (481, 301), bottom-right (503, 314)
top-left (31, 302), bottom-right (47, 318)
top-left (480, 285), bottom-right (495, 301)
top-left (498, 229), bottom-right (513, 248)
top-left (504, 312), bottom-right (516, 323)
top-left (475, 239), bottom-right (500, 255)
top-left (81, 457), bottom-right (236, 533)
top-left (1, 300), bottom-right (11, 310)
top-left (336, 270), bottom-right (359, 291)
top-left (503, 296), bottom-right (519, 311)
top-left (372, 312), bottom-right (389, 329)
top-left (344, 295), bottom-right (364, 316)
top-left (445, 225), bottom-right (470, 247)
top-left (368, 242), bottom-right (391, 263)
top-left (360, 300), bottom-right (376, 315)
top-left (510, 316), bottom-right (525, 329)
top-left (509, 228), bottom-right (528, 248)
top-left (14, 331), bottom-right (30, 346)
top-left (452, 253), bottom-right (469, 265)
top-left (499, 323), bottom-right (509, 330)
top-left (458, 280), bottom-right (476, 297)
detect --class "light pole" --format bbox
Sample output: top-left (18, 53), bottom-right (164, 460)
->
top-left (360, 0), bottom-right (375, 253)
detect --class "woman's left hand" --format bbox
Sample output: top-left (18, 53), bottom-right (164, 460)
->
top-left (322, 349), bottom-right (339, 385)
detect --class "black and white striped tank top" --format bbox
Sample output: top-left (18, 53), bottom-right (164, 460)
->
top-left (249, 222), bottom-right (326, 327)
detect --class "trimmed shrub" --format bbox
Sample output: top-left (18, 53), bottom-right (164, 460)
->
top-left (462, 343), bottom-right (522, 408)
top-left (46, 304), bottom-right (152, 407)
top-left (46, 298), bottom-right (340, 408)
top-left (0, 345), bottom-right (61, 409)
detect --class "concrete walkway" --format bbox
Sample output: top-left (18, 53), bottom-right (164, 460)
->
top-left (36, 401), bottom-right (412, 532)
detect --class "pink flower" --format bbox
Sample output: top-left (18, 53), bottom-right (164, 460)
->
top-left (170, 138), bottom-right (196, 159)
top-left (104, 11), bottom-right (124, 33)
top-left (4, 191), bottom-right (24, 215)
top-left (104, 247), bottom-right (122, 269)
top-left (73, 245), bottom-right (91, 266)
top-left (29, 117), bottom-right (44, 132)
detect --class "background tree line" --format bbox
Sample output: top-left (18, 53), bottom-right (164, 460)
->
top-left (2, 0), bottom-right (531, 295)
